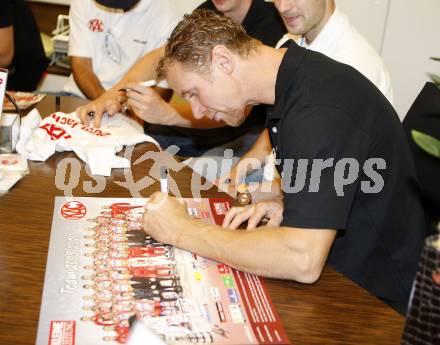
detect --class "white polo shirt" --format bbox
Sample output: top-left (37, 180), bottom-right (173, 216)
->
top-left (64, 0), bottom-right (181, 97)
top-left (276, 6), bottom-right (393, 105)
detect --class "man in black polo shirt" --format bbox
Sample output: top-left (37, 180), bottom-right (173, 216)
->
top-left (142, 0), bottom-right (286, 156)
top-left (142, 10), bottom-right (426, 314)
top-left (78, 0), bottom-right (286, 156)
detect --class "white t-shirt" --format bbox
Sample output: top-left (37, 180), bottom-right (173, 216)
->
top-left (64, 0), bottom-right (181, 97)
top-left (17, 109), bottom-right (159, 176)
top-left (276, 6), bottom-right (393, 105)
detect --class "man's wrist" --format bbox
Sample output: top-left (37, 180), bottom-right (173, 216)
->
top-left (171, 216), bottom-right (190, 247)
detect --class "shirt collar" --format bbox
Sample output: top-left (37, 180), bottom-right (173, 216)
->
top-left (269, 40), bottom-right (306, 120)
top-left (308, 6), bottom-right (344, 50)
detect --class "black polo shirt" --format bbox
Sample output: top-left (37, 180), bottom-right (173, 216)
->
top-left (268, 41), bottom-right (426, 313)
top-left (0, 0), bottom-right (49, 91)
top-left (144, 0), bottom-right (286, 156)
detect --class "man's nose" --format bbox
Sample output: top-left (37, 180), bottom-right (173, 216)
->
top-left (275, 0), bottom-right (293, 13)
top-left (190, 100), bottom-right (207, 119)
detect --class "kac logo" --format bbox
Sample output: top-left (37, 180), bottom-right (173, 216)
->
top-left (88, 19), bottom-right (104, 32)
top-left (61, 201), bottom-right (87, 220)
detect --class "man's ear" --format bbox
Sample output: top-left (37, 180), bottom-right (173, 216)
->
top-left (211, 45), bottom-right (234, 74)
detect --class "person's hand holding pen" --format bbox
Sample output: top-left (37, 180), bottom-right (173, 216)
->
top-left (75, 79), bottom-right (158, 128)
top-left (143, 191), bottom-right (189, 246)
top-left (124, 81), bottom-right (179, 125)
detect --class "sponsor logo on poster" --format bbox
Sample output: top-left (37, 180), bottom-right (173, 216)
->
top-left (229, 305), bottom-right (245, 323)
top-left (48, 320), bottom-right (75, 345)
top-left (227, 288), bottom-right (239, 303)
top-left (201, 211), bottom-right (209, 218)
top-left (213, 202), bottom-right (229, 215)
top-left (210, 287), bottom-right (221, 301)
top-left (187, 207), bottom-right (198, 217)
top-left (215, 302), bottom-right (227, 322)
top-left (60, 201), bottom-right (87, 220)
top-left (217, 263), bottom-right (230, 274)
top-left (193, 271), bottom-right (203, 281)
top-left (222, 275), bottom-right (234, 288)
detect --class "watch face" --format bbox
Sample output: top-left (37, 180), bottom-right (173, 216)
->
top-left (238, 192), bottom-right (251, 205)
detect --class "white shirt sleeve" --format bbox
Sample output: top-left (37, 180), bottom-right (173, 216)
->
top-left (68, 0), bottom-right (93, 58)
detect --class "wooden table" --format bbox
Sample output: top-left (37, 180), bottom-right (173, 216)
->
top-left (0, 96), bottom-right (405, 345)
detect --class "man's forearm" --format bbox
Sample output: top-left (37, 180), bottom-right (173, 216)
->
top-left (172, 217), bottom-right (332, 283)
top-left (70, 56), bottom-right (105, 100)
top-left (74, 72), bottom-right (105, 100)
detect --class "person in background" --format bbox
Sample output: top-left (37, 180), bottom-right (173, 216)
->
top-left (76, 0), bottom-right (286, 157)
top-left (0, 0), bottom-right (49, 91)
top-left (143, 9), bottom-right (425, 315)
top-left (63, 0), bottom-right (181, 99)
top-left (220, 0), bottom-right (394, 192)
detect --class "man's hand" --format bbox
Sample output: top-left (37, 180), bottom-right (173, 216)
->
top-left (222, 198), bottom-right (284, 230)
top-left (126, 83), bottom-right (179, 125)
top-left (143, 192), bottom-right (189, 245)
top-left (76, 91), bottom-right (124, 127)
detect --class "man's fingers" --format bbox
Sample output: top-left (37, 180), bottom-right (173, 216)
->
top-left (246, 204), bottom-right (269, 229)
top-left (93, 112), bottom-right (103, 128)
top-left (222, 206), bottom-right (245, 228)
top-left (267, 212), bottom-right (283, 227)
top-left (127, 98), bottom-right (145, 112)
top-left (229, 206), bottom-right (255, 230)
top-left (77, 103), bottom-right (103, 127)
top-left (222, 205), bottom-right (254, 229)
top-left (148, 191), bottom-right (166, 206)
top-left (77, 106), bottom-right (91, 126)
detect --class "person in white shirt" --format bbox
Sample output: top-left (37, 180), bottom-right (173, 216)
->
top-left (275, 0), bottom-right (393, 102)
top-left (64, 0), bottom-right (181, 99)
top-left (220, 0), bottom-right (395, 194)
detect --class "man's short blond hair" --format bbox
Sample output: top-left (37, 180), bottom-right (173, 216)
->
top-left (156, 9), bottom-right (261, 80)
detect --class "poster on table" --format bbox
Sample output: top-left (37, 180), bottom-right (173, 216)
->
top-left (36, 197), bottom-right (289, 345)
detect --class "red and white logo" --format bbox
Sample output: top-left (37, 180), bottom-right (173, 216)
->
top-left (49, 320), bottom-right (75, 345)
top-left (214, 202), bottom-right (229, 215)
top-left (1, 158), bottom-right (18, 165)
top-left (61, 201), bottom-right (87, 220)
top-left (88, 19), bottom-right (104, 32)
top-left (217, 263), bottom-right (230, 274)
top-left (39, 123), bottom-right (72, 141)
